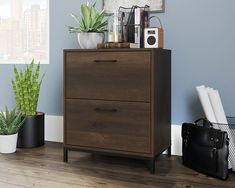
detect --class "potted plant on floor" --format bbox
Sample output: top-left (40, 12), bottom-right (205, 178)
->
top-left (11, 60), bottom-right (45, 148)
top-left (68, 1), bottom-right (108, 49)
top-left (0, 107), bottom-right (25, 153)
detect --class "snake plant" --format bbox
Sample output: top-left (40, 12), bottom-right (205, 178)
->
top-left (68, 1), bottom-right (108, 33)
top-left (0, 107), bottom-right (25, 135)
top-left (11, 59), bottom-right (45, 116)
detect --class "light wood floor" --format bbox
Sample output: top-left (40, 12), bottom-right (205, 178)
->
top-left (0, 142), bottom-right (234, 188)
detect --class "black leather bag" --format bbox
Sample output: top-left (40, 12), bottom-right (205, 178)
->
top-left (182, 118), bottom-right (229, 180)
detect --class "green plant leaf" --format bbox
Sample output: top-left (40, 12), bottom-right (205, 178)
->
top-left (68, 26), bottom-right (81, 33)
top-left (0, 108), bottom-right (25, 135)
top-left (68, 1), bottom-right (107, 33)
top-left (11, 60), bottom-right (45, 116)
top-left (70, 13), bottom-right (80, 24)
top-left (81, 4), bottom-right (91, 30)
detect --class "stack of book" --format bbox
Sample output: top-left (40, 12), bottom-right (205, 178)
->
top-left (134, 6), bottom-right (149, 48)
top-left (97, 6), bottom-right (149, 49)
top-left (97, 42), bottom-right (138, 49)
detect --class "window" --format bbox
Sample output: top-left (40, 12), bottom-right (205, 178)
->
top-left (0, 0), bottom-right (49, 64)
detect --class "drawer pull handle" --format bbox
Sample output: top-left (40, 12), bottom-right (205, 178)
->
top-left (94, 108), bottom-right (117, 113)
top-left (94, 60), bottom-right (117, 63)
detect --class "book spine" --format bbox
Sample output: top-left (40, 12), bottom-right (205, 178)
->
top-left (140, 10), bottom-right (144, 48)
top-left (140, 10), bottom-right (149, 48)
top-left (134, 7), bottom-right (141, 48)
top-left (143, 10), bottom-right (149, 28)
top-left (127, 8), bottom-right (135, 43)
top-left (97, 43), bottom-right (131, 49)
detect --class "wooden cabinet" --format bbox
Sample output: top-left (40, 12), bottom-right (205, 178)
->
top-left (63, 49), bottom-right (171, 173)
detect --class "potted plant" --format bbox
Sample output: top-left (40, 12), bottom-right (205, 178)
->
top-left (11, 59), bottom-right (45, 148)
top-left (0, 107), bottom-right (25, 153)
top-left (68, 1), bottom-right (108, 49)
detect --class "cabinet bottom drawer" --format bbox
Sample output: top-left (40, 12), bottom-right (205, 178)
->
top-left (65, 99), bottom-right (151, 153)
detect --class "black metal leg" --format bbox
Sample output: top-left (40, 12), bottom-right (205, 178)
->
top-left (64, 147), bottom-right (68, 162)
top-left (167, 146), bottom-right (171, 157)
top-left (148, 158), bottom-right (156, 174)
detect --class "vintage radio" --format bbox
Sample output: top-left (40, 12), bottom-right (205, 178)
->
top-left (144, 27), bottom-right (163, 48)
top-left (144, 16), bottom-right (163, 48)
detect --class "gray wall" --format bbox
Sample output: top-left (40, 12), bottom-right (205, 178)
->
top-left (0, 0), bottom-right (235, 124)
top-left (159, 0), bottom-right (235, 123)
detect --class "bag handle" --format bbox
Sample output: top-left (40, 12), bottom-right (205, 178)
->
top-left (148, 16), bottom-right (163, 29)
top-left (194, 118), bottom-right (214, 128)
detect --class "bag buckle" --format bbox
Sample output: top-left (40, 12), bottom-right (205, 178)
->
top-left (183, 139), bottom-right (188, 147)
top-left (211, 147), bottom-right (217, 158)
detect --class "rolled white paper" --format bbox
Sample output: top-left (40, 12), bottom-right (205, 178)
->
top-left (208, 89), bottom-right (228, 124)
top-left (206, 87), bottom-right (220, 129)
top-left (196, 85), bottom-right (217, 124)
top-left (208, 89), bottom-right (235, 171)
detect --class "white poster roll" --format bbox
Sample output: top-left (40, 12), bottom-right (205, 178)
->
top-left (208, 89), bottom-right (235, 171)
top-left (196, 85), bottom-right (218, 125)
top-left (208, 89), bottom-right (228, 124)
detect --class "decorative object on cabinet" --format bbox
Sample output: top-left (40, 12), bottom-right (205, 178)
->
top-left (117, 5), bottom-right (149, 47)
top-left (144, 16), bottom-right (163, 48)
top-left (68, 2), bottom-right (108, 49)
top-left (12, 59), bottom-right (45, 148)
top-left (103, 0), bottom-right (165, 14)
top-left (63, 48), bottom-right (171, 173)
top-left (0, 107), bottom-right (25, 154)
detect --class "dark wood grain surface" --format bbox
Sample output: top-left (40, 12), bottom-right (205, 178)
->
top-left (65, 51), bottom-right (151, 102)
top-left (64, 49), bottom-right (171, 172)
top-left (152, 50), bottom-right (172, 155)
top-left (65, 99), bottom-right (151, 153)
top-left (0, 142), bottom-right (234, 188)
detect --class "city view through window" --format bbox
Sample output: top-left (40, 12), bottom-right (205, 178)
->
top-left (0, 0), bottom-right (48, 64)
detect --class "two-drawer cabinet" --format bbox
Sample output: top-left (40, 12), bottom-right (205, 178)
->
top-left (63, 49), bottom-right (171, 173)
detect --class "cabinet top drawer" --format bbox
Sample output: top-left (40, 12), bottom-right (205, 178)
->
top-left (64, 51), bottom-right (151, 102)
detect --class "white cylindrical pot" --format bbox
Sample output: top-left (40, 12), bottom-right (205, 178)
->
top-left (0, 133), bottom-right (18, 154)
top-left (78, 32), bottom-right (104, 49)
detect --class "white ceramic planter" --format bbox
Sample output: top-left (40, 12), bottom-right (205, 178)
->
top-left (0, 133), bottom-right (18, 154)
top-left (78, 32), bottom-right (104, 49)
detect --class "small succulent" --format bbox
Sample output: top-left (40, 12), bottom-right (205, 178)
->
top-left (68, 1), bottom-right (108, 33)
top-left (11, 59), bottom-right (45, 116)
top-left (0, 107), bottom-right (25, 135)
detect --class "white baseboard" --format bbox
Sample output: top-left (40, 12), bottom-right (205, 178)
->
top-left (45, 115), bottom-right (182, 156)
top-left (171, 124), bottom-right (182, 156)
top-left (45, 115), bottom-right (63, 142)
